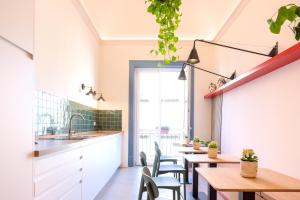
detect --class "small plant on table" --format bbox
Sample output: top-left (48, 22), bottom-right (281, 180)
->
top-left (193, 137), bottom-right (201, 150)
top-left (240, 149), bottom-right (258, 178)
top-left (208, 141), bottom-right (218, 158)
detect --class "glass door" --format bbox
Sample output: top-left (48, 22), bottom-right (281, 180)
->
top-left (135, 67), bottom-right (189, 165)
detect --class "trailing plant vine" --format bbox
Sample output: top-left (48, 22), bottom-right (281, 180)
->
top-left (145, 0), bottom-right (182, 64)
top-left (268, 4), bottom-right (300, 40)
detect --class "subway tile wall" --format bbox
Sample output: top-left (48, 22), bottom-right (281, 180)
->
top-left (34, 91), bottom-right (122, 136)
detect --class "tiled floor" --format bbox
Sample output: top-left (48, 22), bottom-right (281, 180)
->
top-left (95, 166), bottom-right (214, 200)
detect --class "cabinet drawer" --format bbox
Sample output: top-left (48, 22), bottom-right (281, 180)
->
top-left (34, 148), bottom-right (82, 177)
top-left (34, 160), bottom-right (82, 196)
top-left (34, 171), bottom-right (82, 200)
top-left (61, 181), bottom-right (82, 200)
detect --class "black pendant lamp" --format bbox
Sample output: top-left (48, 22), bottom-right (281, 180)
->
top-left (178, 67), bottom-right (187, 80)
top-left (187, 45), bottom-right (200, 64)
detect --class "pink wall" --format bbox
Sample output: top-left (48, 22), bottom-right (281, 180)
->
top-left (213, 0), bottom-right (300, 178)
top-left (222, 60), bottom-right (300, 174)
top-left (35, 0), bottom-right (101, 108)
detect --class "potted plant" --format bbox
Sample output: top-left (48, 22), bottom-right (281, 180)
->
top-left (145, 0), bottom-right (182, 63)
top-left (240, 149), bottom-right (258, 178)
top-left (193, 137), bottom-right (201, 150)
top-left (207, 141), bottom-right (218, 158)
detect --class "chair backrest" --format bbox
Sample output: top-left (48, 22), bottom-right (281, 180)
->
top-left (152, 147), bottom-right (162, 177)
top-left (154, 141), bottom-right (159, 150)
top-left (142, 167), bottom-right (159, 200)
top-left (139, 151), bottom-right (147, 167)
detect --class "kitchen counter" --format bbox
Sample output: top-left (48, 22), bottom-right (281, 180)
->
top-left (34, 131), bottom-right (122, 157)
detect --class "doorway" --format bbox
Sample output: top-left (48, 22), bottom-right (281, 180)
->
top-left (128, 61), bottom-right (194, 166)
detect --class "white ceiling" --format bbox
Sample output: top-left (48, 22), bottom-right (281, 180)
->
top-left (80, 0), bottom-right (242, 40)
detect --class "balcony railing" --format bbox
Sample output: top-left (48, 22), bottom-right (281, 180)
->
top-left (137, 131), bottom-right (183, 164)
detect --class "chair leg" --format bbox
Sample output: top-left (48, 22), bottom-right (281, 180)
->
top-left (173, 190), bottom-right (175, 200)
top-left (183, 172), bottom-right (187, 200)
top-left (179, 173), bottom-right (181, 183)
top-left (177, 188), bottom-right (180, 200)
top-left (138, 178), bottom-right (145, 200)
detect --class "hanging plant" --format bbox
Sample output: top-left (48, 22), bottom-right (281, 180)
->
top-left (145, 0), bottom-right (182, 64)
top-left (267, 4), bottom-right (300, 40)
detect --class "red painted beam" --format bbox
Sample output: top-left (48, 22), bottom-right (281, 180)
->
top-left (205, 42), bottom-right (300, 99)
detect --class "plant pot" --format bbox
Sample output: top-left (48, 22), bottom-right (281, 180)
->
top-left (240, 161), bottom-right (258, 178)
top-left (208, 148), bottom-right (218, 158)
top-left (193, 142), bottom-right (201, 150)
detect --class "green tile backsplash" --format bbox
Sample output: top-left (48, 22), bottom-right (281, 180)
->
top-left (34, 91), bottom-right (122, 136)
top-left (98, 110), bottom-right (122, 131)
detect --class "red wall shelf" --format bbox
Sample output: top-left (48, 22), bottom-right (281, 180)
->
top-left (204, 42), bottom-right (300, 99)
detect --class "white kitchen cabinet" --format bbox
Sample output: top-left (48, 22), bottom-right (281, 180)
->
top-left (33, 133), bottom-right (122, 200)
top-left (82, 134), bottom-right (122, 200)
top-left (0, 0), bottom-right (34, 53)
top-left (60, 181), bottom-right (82, 200)
top-left (0, 29), bottom-right (34, 200)
top-left (34, 148), bottom-right (83, 200)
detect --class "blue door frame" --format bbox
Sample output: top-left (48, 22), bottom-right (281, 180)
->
top-left (128, 60), bottom-right (194, 167)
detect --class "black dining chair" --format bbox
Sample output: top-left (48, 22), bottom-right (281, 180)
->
top-left (142, 167), bottom-right (160, 200)
top-left (138, 152), bottom-right (182, 200)
top-left (154, 141), bottom-right (178, 164)
top-left (153, 148), bottom-right (187, 200)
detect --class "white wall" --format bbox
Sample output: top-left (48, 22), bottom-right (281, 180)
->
top-left (98, 40), bottom-right (215, 166)
top-left (213, 0), bottom-right (300, 178)
top-left (35, 0), bottom-right (100, 108)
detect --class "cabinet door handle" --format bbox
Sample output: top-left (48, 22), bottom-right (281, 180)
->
top-left (80, 155), bottom-right (83, 160)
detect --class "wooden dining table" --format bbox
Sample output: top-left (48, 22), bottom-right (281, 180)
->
top-left (177, 146), bottom-right (208, 154)
top-left (177, 147), bottom-right (208, 183)
top-left (184, 154), bottom-right (240, 198)
top-left (197, 167), bottom-right (300, 200)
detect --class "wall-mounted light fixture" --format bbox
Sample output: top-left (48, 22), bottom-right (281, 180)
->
top-left (178, 62), bottom-right (236, 81)
top-left (187, 39), bottom-right (278, 64)
top-left (179, 40), bottom-right (278, 81)
top-left (97, 93), bottom-right (105, 102)
top-left (81, 84), bottom-right (106, 102)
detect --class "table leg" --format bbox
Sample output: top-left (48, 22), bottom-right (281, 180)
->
top-left (239, 192), bottom-right (255, 200)
top-left (209, 163), bottom-right (217, 168)
top-left (205, 163), bottom-right (218, 200)
top-left (208, 183), bottom-right (217, 200)
top-left (184, 158), bottom-right (189, 183)
top-left (192, 163), bottom-right (199, 198)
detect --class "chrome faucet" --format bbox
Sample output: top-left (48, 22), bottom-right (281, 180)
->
top-left (68, 113), bottom-right (85, 139)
